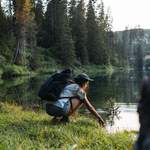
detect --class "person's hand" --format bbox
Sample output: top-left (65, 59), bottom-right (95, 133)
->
top-left (98, 119), bottom-right (105, 127)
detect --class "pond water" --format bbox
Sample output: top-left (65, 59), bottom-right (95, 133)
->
top-left (0, 71), bottom-right (144, 132)
top-left (88, 71), bottom-right (143, 132)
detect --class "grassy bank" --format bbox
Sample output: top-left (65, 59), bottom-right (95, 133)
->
top-left (0, 103), bottom-right (135, 150)
top-left (0, 61), bottom-right (124, 79)
top-left (72, 64), bottom-right (114, 77)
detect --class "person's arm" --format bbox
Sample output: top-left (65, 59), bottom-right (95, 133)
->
top-left (76, 86), bottom-right (105, 126)
top-left (83, 96), bottom-right (105, 127)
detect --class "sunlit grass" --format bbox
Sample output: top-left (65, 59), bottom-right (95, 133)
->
top-left (0, 102), bottom-right (135, 150)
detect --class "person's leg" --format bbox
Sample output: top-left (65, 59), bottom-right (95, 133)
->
top-left (46, 103), bottom-right (66, 117)
top-left (46, 99), bottom-right (83, 123)
top-left (67, 98), bottom-right (83, 116)
top-left (46, 103), bottom-right (69, 123)
top-left (60, 115), bottom-right (70, 123)
top-left (60, 98), bottom-right (83, 123)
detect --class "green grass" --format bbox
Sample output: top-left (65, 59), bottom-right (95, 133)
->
top-left (0, 102), bottom-right (135, 150)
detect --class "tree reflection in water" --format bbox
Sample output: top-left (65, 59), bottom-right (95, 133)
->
top-left (103, 98), bottom-right (121, 126)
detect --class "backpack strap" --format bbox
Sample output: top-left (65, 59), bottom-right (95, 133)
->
top-left (69, 97), bottom-right (73, 113)
top-left (58, 96), bottom-right (79, 100)
top-left (58, 97), bottom-right (73, 99)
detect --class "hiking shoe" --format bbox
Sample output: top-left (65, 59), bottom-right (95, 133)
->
top-left (60, 116), bottom-right (70, 123)
top-left (51, 117), bottom-right (60, 124)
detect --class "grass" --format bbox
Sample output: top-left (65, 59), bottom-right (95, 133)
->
top-left (0, 102), bottom-right (135, 150)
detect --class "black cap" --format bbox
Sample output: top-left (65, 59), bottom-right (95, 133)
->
top-left (75, 73), bottom-right (93, 81)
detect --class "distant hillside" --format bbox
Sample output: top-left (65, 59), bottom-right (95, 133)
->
top-left (115, 29), bottom-right (150, 39)
top-left (114, 29), bottom-right (150, 47)
top-left (144, 29), bottom-right (150, 34)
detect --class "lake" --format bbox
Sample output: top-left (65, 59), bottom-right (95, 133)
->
top-left (0, 71), bottom-right (144, 132)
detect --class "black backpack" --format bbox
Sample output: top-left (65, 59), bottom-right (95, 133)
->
top-left (38, 69), bottom-right (73, 101)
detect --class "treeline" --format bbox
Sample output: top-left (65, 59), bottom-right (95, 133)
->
top-left (0, 0), bottom-right (120, 74)
top-left (115, 27), bottom-right (146, 70)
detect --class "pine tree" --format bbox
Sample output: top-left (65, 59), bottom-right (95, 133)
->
top-left (0, 1), bottom-right (12, 61)
top-left (42, 0), bottom-right (58, 48)
top-left (35, 0), bottom-right (44, 26)
top-left (35, 0), bottom-right (44, 46)
top-left (12, 0), bottom-right (32, 65)
top-left (0, 1), bottom-right (6, 58)
top-left (27, 0), bottom-right (38, 70)
top-left (43, 0), bottom-right (76, 66)
top-left (122, 28), bottom-right (130, 66)
top-left (73, 0), bottom-right (89, 65)
top-left (86, 0), bottom-right (101, 64)
top-left (97, 1), bottom-right (111, 64)
top-left (69, 0), bottom-right (76, 41)
top-left (12, 0), bottom-right (36, 67)
top-left (55, 0), bottom-right (76, 66)
top-left (130, 28), bottom-right (144, 70)
top-left (0, 2), bottom-right (6, 39)
top-left (114, 33), bottom-right (124, 66)
top-left (136, 44), bottom-right (143, 71)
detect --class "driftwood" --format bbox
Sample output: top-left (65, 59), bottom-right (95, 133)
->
top-left (135, 76), bottom-right (150, 150)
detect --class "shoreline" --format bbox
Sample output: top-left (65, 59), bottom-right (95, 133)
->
top-left (0, 64), bottom-right (129, 80)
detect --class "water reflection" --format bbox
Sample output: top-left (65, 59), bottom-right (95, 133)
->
top-left (0, 71), bottom-right (143, 131)
top-left (89, 71), bottom-right (141, 107)
top-left (103, 99), bottom-right (121, 127)
top-left (0, 76), bottom-right (43, 106)
top-left (106, 103), bottom-right (139, 132)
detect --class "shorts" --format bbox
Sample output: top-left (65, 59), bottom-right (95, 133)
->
top-left (46, 101), bottom-right (70, 117)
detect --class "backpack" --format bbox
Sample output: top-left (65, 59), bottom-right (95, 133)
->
top-left (38, 69), bottom-right (73, 101)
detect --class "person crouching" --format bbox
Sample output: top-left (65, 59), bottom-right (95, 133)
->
top-left (45, 73), bottom-right (105, 126)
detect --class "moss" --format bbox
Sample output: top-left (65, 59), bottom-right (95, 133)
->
top-left (0, 102), bottom-right (135, 150)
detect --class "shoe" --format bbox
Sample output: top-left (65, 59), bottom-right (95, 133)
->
top-left (60, 116), bottom-right (70, 123)
top-left (51, 117), bottom-right (60, 124)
